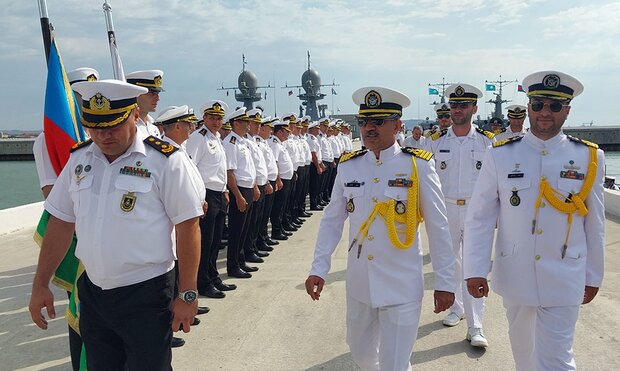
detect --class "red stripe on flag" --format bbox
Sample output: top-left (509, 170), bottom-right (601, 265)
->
top-left (44, 115), bottom-right (78, 175)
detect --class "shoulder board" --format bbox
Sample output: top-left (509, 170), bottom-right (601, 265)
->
top-left (70, 139), bottom-right (93, 153)
top-left (476, 127), bottom-right (495, 139)
top-left (339, 149), bottom-right (368, 164)
top-left (431, 129), bottom-right (448, 141)
top-left (229, 136), bottom-right (236, 144)
top-left (144, 136), bottom-right (179, 157)
top-left (492, 135), bottom-right (523, 148)
top-left (198, 128), bottom-right (207, 136)
top-left (567, 135), bottom-right (599, 149)
top-left (401, 147), bottom-right (433, 161)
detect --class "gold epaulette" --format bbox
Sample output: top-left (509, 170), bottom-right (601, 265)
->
top-left (431, 129), bottom-right (448, 141)
top-left (401, 147), bottom-right (433, 161)
top-left (493, 135), bottom-right (523, 148)
top-left (198, 128), bottom-right (207, 136)
top-left (144, 136), bottom-right (179, 157)
top-left (567, 135), bottom-right (599, 149)
top-left (476, 127), bottom-right (495, 139)
top-left (339, 149), bottom-right (368, 163)
top-left (69, 139), bottom-right (93, 153)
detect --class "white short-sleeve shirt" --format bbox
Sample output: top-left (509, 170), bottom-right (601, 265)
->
top-left (222, 131), bottom-right (257, 188)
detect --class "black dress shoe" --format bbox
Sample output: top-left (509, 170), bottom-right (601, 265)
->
top-left (294, 217), bottom-right (304, 224)
top-left (197, 306), bottom-right (210, 315)
top-left (271, 233), bottom-right (288, 241)
top-left (191, 317), bottom-right (201, 326)
top-left (246, 253), bottom-right (265, 263)
top-left (214, 280), bottom-right (237, 291)
top-left (265, 238), bottom-right (279, 245)
top-left (199, 284), bottom-right (225, 299)
top-left (227, 268), bottom-right (252, 278)
top-left (283, 225), bottom-right (298, 232)
top-left (255, 251), bottom-right (270, 258)
top-left (257, 243), bottom-right (274, 252)
top-left (310, 206), bottom-right (324, 211)
top-left (241, 264), bottom-right (259, 272)
top-left (172, 337), bottom-right (185, 348)
top-left (300, 211), bottom-right (313, 217)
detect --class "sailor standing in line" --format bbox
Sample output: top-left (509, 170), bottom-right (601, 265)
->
top-left (222, 108), bottom-right (260, 278)
top-left (307, 121), bottom-right (325, 211)
top-left (29, 80), bottom-right (203, 370)
top-left (317, 117), bottom-right (335, 206)
top-left (297, 116), bottom-right (314, 218)
top-left (427, 83), bottom-right (494, 348)
top-left (494, 104), bottom-right (528, 142)
top-left (305, 87), bottom-right (455, 371)
top-left (327, 122), bottom-right (343, 199)
top-left (282, 114), bottom-right (304, 232)
top-left (269, 120), bottom-right (296, 241)
top-left (126, 70), bottom-right (164, 138)
top-left (464, 71), bottom-right (604, 370)
top-left (255, 117), bottom-right (281, 250)
top-left (244, 108), bottom-right (271, 261)
top-left (185, 100), bottom-right (238, 297)
top-left (340, 122), bottom-right (354, 153)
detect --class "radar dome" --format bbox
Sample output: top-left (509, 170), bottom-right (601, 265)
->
top-left (238, 70), bottom-right (258, 91)
top-left (302, 69), bottom-right (321, 94)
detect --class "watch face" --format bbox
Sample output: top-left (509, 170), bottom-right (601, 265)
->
top-left (183, 290), bottom-right (197, 303)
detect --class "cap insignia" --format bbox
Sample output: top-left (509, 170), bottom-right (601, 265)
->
top-left (455, 86), bottom-right (465, 97)
top-left (90, 93), bottom-right (111, 112)
top-left (212, 103), bottom-right (222, 112)
top-left (513, 107), bottom-right (522, 113)
top-left (364, 90), bottom-right (381, 108)
top-left (86, 74), bottom-right (97, 82)
top-left (542, 74), bottom-right (560, 89)
top-left (154, 75), bottom-right (163, 87)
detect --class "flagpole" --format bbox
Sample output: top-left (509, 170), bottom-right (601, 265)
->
top-left (103, 1), bottom-right (125, 80)
top-left (37, 0), bottom-right (52, 63)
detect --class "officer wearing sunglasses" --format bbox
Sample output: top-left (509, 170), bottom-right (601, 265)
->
top-left (494, 104), bottom-right (528, 142)
top-left (435, 102), bottom-right (453, 131)
top-left (464, 70), bottom-right (605, 371)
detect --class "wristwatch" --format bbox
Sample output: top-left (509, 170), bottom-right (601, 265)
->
top-left (178, 289), bottom-right (198, 304)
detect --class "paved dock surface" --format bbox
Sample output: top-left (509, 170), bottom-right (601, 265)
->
top-left (1, 212), bottom-right (619, 370)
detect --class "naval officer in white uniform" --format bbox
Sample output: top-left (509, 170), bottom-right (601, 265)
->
top-left (494, 104), bottom-right (528, 142)
top-left (126, 70), bottom-right (164, 138)
top-left (305, 87), bottom-right (455, 371)
top-left (29, 80), bottom-right (204, 370)
top-left (464, 71), bottom-right (605, 371)
top-left (427, 83), bottom-right (495, 347)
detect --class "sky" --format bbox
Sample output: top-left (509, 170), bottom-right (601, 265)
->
top-left (1, 0), bottom-right (619, 131)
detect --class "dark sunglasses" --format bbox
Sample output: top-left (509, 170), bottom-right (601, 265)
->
top-left (448, 102), bottom-right (473, 109)
top-left (437, 114), bottom-right (451, 119)
top-left (358, 118), bottom-right (390, 127)
top-left (530, 100), bottom-right (567, 113)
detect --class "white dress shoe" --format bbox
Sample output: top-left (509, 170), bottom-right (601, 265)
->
top-left (442, 312), bottom-right (464, 327)
top-left (467, 327), bottom-right (489, 348)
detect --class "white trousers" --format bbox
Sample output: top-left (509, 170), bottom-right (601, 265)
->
top-left (346, 295), bottom-right (422, 371)
top-left (503, 299), bottom-right (579, 371)
top-left (446, 203), bottom-right (485, 328)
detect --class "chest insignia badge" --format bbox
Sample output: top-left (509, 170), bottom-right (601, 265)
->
top-left (395, 201), bottom-right (406, 214)
top-left (84, 165), bottom-right (91, 172)
top-left (563, 160), bottom-right (580, 171)
top-left (388, 178), bottom-right (413, 187)
top-left (120, 166), bottom-right (152, 178)
top-left (120, 192), bottom-right (137, 212)
top-left (510, 188), bottom-right (521, 206)
top-left (476, 161), bottom-right (482, 170)
top-left (346, 199), bottom-right (355, 213)
top-left (74, 164), bottom-right (85, 185)
top-left (440, 161), bottom-right (447, 170)
top-left (560, 170), bottom-right (585, 180)
top-left (344, 181), bottom-right (364, 187)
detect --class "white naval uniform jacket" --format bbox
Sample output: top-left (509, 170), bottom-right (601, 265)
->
top-left (44, 131), bottom-right (204, 290)
top-left (428, 125), bottom-right (494, 200)
top-left (309, 143), bottom-right (456, 308)
top-left (463, 131), bottom-right (605, 307)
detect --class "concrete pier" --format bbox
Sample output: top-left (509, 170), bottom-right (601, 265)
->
top-left (1, 204), bottom-right (619, 370)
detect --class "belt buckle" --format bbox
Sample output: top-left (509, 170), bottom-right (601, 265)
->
top-left (456, 199), bottom-right (466, 206)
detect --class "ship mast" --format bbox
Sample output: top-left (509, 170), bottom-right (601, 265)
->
top-left (485, 75), bottom-right (518, 119)
top-left (428, 77), bottom-right (454, 103)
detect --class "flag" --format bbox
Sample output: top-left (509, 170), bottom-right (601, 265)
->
top-left (43, 37), bottom-right (87, 175)
top-left (331, 88), bottom-right (337, 95)
top-left (517, 84), bottom-right (525, 93)
top-left (288, 90), bottom-right (293, 96)
top-left (107, 31), bottom-right (125, 80)
top-left (485, 83), bottom-right (496, 91)
top-left (428, 88), bottom-right (439, 95)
